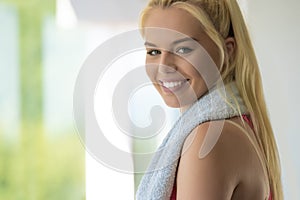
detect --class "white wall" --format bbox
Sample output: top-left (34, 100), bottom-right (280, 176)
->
top-left (247, 0), bottom-right (300, 198)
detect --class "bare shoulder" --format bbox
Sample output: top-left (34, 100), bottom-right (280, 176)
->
top-left (176, 118), bottom-right (269, 200)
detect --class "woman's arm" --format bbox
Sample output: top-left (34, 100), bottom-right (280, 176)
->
top-left (176, 119), bottom-right (270, 200)
top-left (176, 120), bottom-right (243, 200)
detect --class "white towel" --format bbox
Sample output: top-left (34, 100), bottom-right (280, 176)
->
top-left (136, 82), bottom-right (248, 200)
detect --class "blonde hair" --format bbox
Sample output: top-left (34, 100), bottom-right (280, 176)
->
top-left (140, 0), bottom-right (283, 199)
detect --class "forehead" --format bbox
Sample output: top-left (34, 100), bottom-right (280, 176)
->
top-left (143, 7), bottom-right (204, 40)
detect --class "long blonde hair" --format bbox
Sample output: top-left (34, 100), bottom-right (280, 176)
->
top-left (139, 0), bottom-right (283, 199)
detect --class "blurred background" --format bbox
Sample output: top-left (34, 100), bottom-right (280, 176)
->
top-left (0, 0), bottom-right (299, 199)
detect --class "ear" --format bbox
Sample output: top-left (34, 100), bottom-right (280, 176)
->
top-left (224, 37), bottom-right (236, 58)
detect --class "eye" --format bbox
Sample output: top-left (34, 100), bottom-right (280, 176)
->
top-left (147, 49), bottom-right (161, 56)
top-left (175, 47), bottom-right (193, 55)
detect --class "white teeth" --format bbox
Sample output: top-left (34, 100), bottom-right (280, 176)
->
top-left (162, 81), bottom-right (185, 88)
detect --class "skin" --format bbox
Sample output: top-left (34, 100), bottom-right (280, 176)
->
top-left (143, 7), bottom-right (235, 110)
top-left (143, 7), bottom-right (270, 199)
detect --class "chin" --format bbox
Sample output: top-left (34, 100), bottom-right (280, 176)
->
top-left (165, 102), bottom-right (180, 108)
top-left (160, 96), bottom-right (180, 108)
top-left (163, 98), bottom-right (192, 109)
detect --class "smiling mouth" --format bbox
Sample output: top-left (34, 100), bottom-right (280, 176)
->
top-left (159, 79), bottom-right (190, 90)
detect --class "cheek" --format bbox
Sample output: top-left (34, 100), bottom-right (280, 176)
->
top-left (145, 64), bottom-right (157, 82)
top-left (187, 53), bottom-right (220, 88)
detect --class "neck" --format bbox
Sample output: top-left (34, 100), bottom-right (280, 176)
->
top-left (180, 104), bottom-right (190, 114)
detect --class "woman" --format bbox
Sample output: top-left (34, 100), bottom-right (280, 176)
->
top-left (136, 0), bottom-right (283, 199)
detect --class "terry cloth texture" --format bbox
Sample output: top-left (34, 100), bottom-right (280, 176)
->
top-left (136, 82), bottom-right (248, 200)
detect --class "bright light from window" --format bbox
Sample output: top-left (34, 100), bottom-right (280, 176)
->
top-left (56, 0), bottom-right (77, 29)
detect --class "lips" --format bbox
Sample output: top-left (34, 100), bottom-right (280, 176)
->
top-left (162, 80), bottom-right (186, 88)
top-left (159, 79), bottom-right (190, 92)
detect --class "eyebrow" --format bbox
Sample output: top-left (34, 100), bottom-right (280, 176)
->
top-left (144, 37), bottom-right (198, 47)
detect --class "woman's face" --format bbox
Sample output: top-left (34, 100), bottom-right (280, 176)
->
top-left (143, 7), bottom-right (222, 109)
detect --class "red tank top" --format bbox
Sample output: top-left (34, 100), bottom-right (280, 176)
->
top-left (170, 115), bottom-right (273, 200)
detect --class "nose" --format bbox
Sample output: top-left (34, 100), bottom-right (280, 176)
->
top-left (158, 51), bottom-right (177, 73)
